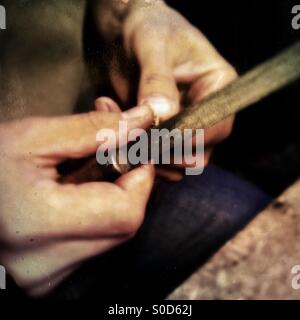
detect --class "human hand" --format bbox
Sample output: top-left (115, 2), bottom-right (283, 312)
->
top-left (0, 106), bottom-right (154, 296)
top-left (95, 0), bottom-right (237, 180)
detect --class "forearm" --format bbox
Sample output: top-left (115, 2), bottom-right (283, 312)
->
top-left (91, 0), bottom-right (165, 40)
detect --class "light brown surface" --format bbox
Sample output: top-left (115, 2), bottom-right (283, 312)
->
top-left (168, 180), bottom-right (300, 300)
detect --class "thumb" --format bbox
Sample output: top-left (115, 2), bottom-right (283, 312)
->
top-left (137, 50), bottom-right (180, 122)
top-left (24, 106), bottom-right (153, 161)
top-left (116, 163), bottom-right (155, 213)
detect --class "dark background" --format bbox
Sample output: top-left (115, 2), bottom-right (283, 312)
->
top-left (168, 0), bottom-right (300, 196)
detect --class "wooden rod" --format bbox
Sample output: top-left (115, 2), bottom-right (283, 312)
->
top-left (63, 41), bottom-right (300, 182)
top-left (164, 40), bottom-right (300, 132)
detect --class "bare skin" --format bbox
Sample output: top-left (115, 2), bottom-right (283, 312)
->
top-left (0, 106), bottom-right (155, 296)
top-left (0, 0), bottom-right (237, 295)
top-left (94, 0), bottom-right (237, 180)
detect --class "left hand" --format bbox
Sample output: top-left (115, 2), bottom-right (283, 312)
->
top-left (95, 1), bottom-right (238, 180)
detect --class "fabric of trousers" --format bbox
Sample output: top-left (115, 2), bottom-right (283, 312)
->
top-left (48, 165), bottom-right (271, 300)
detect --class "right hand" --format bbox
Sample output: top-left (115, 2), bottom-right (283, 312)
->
top-left (0, 105), bottom-right (154, 297)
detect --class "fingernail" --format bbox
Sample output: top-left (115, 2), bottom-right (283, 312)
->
top-left (122, 105), bottom-right (153, 119)
top-left (97, 103), bottom-right (110, 112)
top-left (140, 96), bottom-right (177, 118)
top-left (95, 97), bottom-right (112, 112)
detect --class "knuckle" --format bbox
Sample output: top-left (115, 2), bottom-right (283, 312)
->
top-left (211, 65), bottom-right (238, 89)
top-left (84, 112), bottom-right (103, 131)
top-left (85, 111), bottom-right (120, 132)
top-left (223, 65), bottom-right (239, 82)
top-left (144, 73), bottom-right (172, 85)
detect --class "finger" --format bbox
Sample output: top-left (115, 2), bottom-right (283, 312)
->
top-left (188, 66), bottom-right (238, 103)
top-left (116, 163), bottom-right (155, 217)
top-left (109, 47), bottom-right (137, 105)
top-left (188, 67), bottom-right (237, 146)
top-left (17, 167), bottom-right (154, 292)
top-left (134, 39), bottom-right (180, 121)
top-left (21, 106), bottom-right (153, 161)
top-left (61, 95), bottom-right (151, 184)
top-left (204, 117), bottom-right (235, 146)
top-left (8, 237), bottom-right (128, 294)
top-left (95, 97), bottom-right (122, 113)
top-left (65, 164), bottom-right (154, 237)
top-left (155, 167), bottom-right (184, 182)
top-left (14, 165), bottom-right (155, 242)
top-left (66, 95), bottom-right (204, 184)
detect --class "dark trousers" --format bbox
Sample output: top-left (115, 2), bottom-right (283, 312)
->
top-left (48, 165), bottom-right (271, 300)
